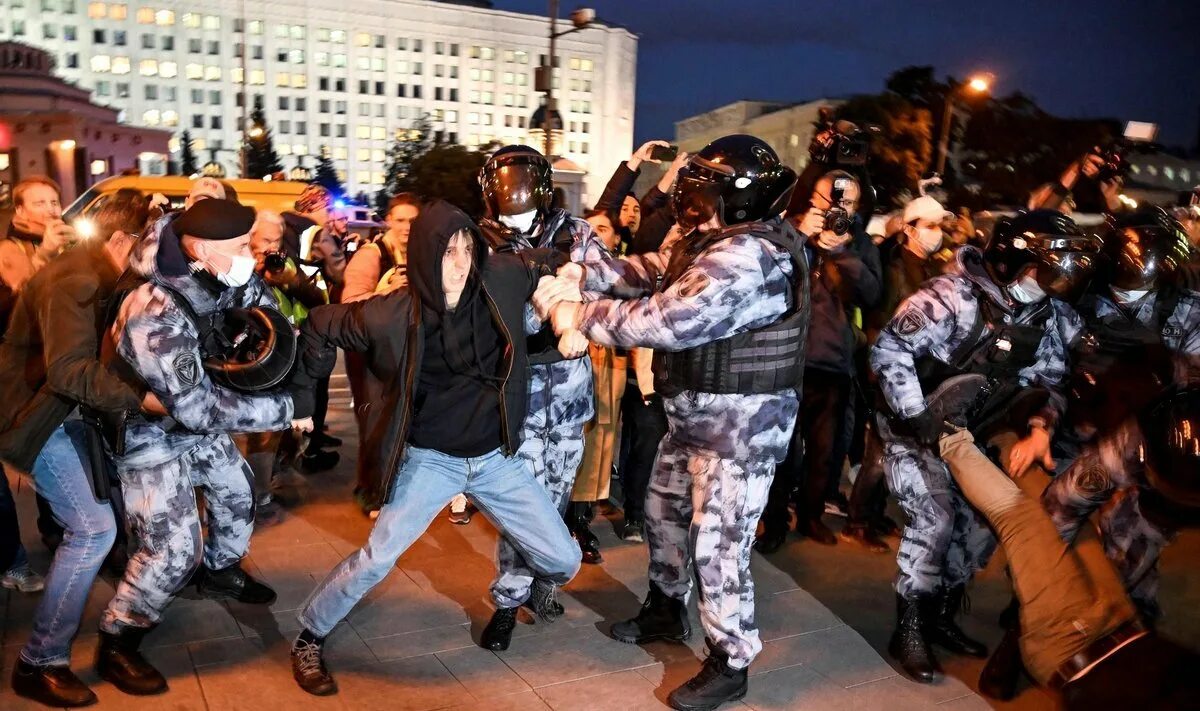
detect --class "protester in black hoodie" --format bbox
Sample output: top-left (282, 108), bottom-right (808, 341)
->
top-left (288, 200), bottom-right (581, 696)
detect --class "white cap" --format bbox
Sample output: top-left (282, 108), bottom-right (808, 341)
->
top-left (902, 195), bottom-right (953, 225)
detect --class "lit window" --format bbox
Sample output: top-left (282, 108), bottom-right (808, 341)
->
top-left (136, 7), bottom-right (153, 23)
top-left (111, 56), bottom-right (130, 74)
top-left (332, 54), bottom-right (346, 68)
top-left (356, 56), bottom-right (369, 70)
top-left (480, 47), bottom-right (494, 60)
top-left (315, 52), bottom-right (329, 66)
top-left (159, 60), bottom-right (176, 77)
top-left (317, 27), bottom-right (330, 42)
top-left (87, 1), bottom-right (105, 18)
top-left (138, 59), bottom-right (157, 75)
top-left (445, 110), bottom-right (457, 122)
top-left (355, 32), bottom-right (370, 47)
top-left (469, 68), bottom-right (479, 81)
top-left (192, 138), bottom-right (207, 151)
top-left (249, 69), bottom-right (265, 85)
top-left (396, 60), bottom-right (408, 73)
top-left (202, 15), bottom-right (219, 30)
top-left (185, 63), bottom-right (203, 79)
top-left (372, 57), bottom-right (384, 72)
top-left (356, 125), bottom-right (370, 139)
top-left (330, 29), bottom-right (345, 43)
top-left (278, 145), bottom-right (292, 156)
top-left (182, 13), bottom-right (200, 28)
top-left (109, 3), bottom-right (125, 19)
top-left (90, 54), bottom-right (111, 72)
top-left (204, 65), bottom-right (220, 81)
top-left (155, 9), bottom-right (172, 24)
top-left (482, 70), bottom-right (493, 82)
top-left (289, 49), bottom-right (304, 64)
top-left (503, 72), bottom-right (513, 84)
top-left (580, 58), bottom-right (593, 72)
top-left (142, 109), bottom-right (160, 125)
top-left (291, 74), bottom-right (306, 88)
top-left (356, 148), bottom-right (370, 161)
top-left (569, 57), bottom-right (580, 70)
top-left (293, 145), bottom-right (308, 155)
top-left (371, 126), bottom-right (385, 140)
top-left (248, 19), bottom-right (263, 34)
top-left (276, 73), bottom-right (289, 87)
top-left (230, 67), bottom-right (243, 83)
top-left (162, 110), bottom-right (178, 126)
top-left (289, 25), bottom-right (304, 39)
top-left (515, 51), bottom-right (527, 64)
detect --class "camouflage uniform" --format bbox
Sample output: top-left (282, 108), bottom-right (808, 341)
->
top-left (575, 228), bottom-right (800, 669)
top-left (1041, 288), bottom-right (1200, 621)
top-left (490, 211), bottom-right (610, 609)
top-left (100, 214), bottom-right (294, 633)
top-left (869, 246), bottom-right (1082, 598)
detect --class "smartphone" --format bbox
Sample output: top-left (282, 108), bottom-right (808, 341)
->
top-left (650, 144), bottom-right (679, 162)
top-left (1123, 121), bottom-right (1158, 143)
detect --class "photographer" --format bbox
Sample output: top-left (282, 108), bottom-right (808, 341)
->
top-left (594, 139), bottom-right (688, 255)
top-left (757, 170), bottom-right (881, 552)
top-left (1033, 149), bottom-right (1126, 215)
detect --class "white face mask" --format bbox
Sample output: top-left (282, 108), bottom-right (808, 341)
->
top-left (907, 227), bottom-right (944, 257)
top-left (1111, 286), bottom-right (1151, 304)
top-left (214, 253), bottom-right (257, 288)
top-left (1007, 274), bottom-right (1047, 304)
top-left (499, 209), bottom-right (537, 234)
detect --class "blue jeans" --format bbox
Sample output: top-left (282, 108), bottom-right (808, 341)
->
top-left (21, 422), bottom-right (117, 666)
top-left (299, 446), bottom-right (580, 637)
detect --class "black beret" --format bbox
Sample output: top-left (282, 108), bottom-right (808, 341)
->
top-left (174, 198), bottom-right (256, 241)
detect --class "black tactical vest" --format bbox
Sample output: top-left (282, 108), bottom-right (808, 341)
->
top-left (479, 210), bottom-right (576, 367)
top-left (652, 220), bottom-right (811, 397)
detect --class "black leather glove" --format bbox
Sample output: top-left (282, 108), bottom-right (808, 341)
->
top-left (905, 409), bottom-right (941, 448)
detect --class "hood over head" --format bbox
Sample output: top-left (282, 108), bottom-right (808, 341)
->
top-left (406, 200), bottom-right (488, 314)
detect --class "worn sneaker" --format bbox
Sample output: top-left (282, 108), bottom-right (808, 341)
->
top-left (255, 497), bottom-right (286, 527)
top-left (526, 578), bottom-right (564, 622)
top-left (448, 494), bottom-right (471, 525)
top-left (291, 632), bottom-right (337, 696)
top-left (622, 519), bottom-right (645, 543)
top-left (1, 563), bottom-right (45, 593)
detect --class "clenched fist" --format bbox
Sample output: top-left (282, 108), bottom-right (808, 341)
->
top-left (550, 301), bottom-right (582, 335)
top-left (557, 329), bottom-right (589, 359)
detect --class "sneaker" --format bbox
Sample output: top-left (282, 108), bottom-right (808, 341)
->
top-left (255, 497), bottom-right (286, 527)
top-left (448, 494), bottom-right (471, 525)
top-left (622, 519), bottom-right (644, 543)
top-left (291, 632), bottom-right (337, 696)
top-left (1, 564), bottom-right (45, 593)
top-left (526, 577), bottom-right (564, 622)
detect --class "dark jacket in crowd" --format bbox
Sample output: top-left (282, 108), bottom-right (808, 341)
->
top-left (594, 162), bottom-right (676, 255)
top-left (803, 220), bottom-right (882, 375)
top-left (0, 240), bottom-right (144, 471)
top-left (866, 236), bottom-right (953, 343)
top-left (294, 200), bottom-right (567, 508)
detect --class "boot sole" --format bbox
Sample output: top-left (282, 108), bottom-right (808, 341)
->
top-left (667, 686), bottom-right (747, 711)
top-left (12, 685), bottom-right (98, 708)
top-left (612, 627), bottom-right (691, 645)
top-left (294, 676), bottom-right (339, 696)
top-left (197, 585), bottom-right (278, 606)
top-left (887, 640), bottom-right (938, 684)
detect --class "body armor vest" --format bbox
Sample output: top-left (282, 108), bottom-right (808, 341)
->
top-left (652, 220), bottom-right (810, 397)
top-left (480, 210), bottom-right (575, 366)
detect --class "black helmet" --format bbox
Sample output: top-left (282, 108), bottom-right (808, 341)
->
top-left (478, 145), bottom-right (553, 219)
top-left (204, 306), bottom-right (297, 392)
top-left (1102, 207), bottom-right (1192, 291)
top-left (984, 209), bottom-right (1100, 301)
top-left (1138, 388), bottom-right (1200, 512)
top-left (672, 134), bottom-right (797, 230)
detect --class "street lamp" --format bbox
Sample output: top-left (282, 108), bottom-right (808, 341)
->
top-left (935, 72), bottom-right (995, 176)
top-left (537, 2), bottom-right (595, 158)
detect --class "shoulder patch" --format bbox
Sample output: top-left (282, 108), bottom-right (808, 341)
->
top-left (675, 270), bottom-right (711, 298)
top-left (173, 353), bottom-right (200, 387)
top-left (895, 307), bottom-right (930, 337)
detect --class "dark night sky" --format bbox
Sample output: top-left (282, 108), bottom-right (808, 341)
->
top-left (495, 0), bottom-right (1200, 149)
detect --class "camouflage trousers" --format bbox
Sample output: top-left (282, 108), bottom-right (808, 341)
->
top-left (490, 422), bottom-right (585, 608)
top-left (646, 433), bottom-right (777, 669)
top-left (879, 417), bottom-right (997, 598)
top-left (100, 434), bottom-right (255, 632)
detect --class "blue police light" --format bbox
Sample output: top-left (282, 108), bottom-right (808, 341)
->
top-left (334, 199), bottom-right (347, 209)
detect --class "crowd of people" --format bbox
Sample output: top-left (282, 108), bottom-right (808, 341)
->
top-left (1, 120), bottom-right (1199, 711)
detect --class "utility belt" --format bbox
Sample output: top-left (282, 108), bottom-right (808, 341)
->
top-left (1051, 620), bottom-right (1149, 691)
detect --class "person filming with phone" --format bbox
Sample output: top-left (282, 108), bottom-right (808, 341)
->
top-left (757, 169), bottom-right (882, 553)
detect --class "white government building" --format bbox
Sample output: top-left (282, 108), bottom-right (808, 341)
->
top-left (0, 0), bottom-right (637, 203)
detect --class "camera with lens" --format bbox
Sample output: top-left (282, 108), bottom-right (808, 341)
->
top-left (810, 107), bottom-right (875, 168)
top-left (261, 250), bottom-right (297, 286)
top-left (821, 176), bottom-right (855, 237)
top-left (1093, 143), bottom-right (1129, 183)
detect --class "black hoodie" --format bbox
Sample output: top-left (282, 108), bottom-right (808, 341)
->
top-left (295, 200), bottom-right (569, 506)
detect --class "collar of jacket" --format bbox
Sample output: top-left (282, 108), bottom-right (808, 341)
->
top-left (5, 220), bottom-right (41, 245)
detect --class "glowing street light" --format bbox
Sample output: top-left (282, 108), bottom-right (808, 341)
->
top-left (248, 124), bottom-right (265, 139)
top-left (936, 71), bottom-right (997, 175)
top-left (967, 73), bottom-right (994, 94)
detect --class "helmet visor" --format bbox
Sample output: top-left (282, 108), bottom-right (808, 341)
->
top-left (672, 161), bottom-right (731, 230)
top-left (1028, 234), bottom-right (1100, 301)
top-left (482, 157), bottom-right (548, 216)
top-left (1143, 390), bottom-right (1200, 509)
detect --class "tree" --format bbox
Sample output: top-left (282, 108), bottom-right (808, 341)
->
top-left (243, 95), bottom-right (283, 179)
top-left (406, 144), bottom-right (488, 218)
top-left (375, 114), bottom-right (435, 214)
top-left (179, 130), bottom-right (199, 176)
top-left (313, 147), bottom-right (344, 196)
top-left (833, 93), bottom-right (933, 209)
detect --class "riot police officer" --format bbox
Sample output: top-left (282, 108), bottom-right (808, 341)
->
top-left (870, 209), bottom-right (1097, 683)
top-left (545, 134), bottom-right (808, 710)
top-left (97, 199), bottom-right (305, 696)
top-left (475, 145), bottom-right (610, 651)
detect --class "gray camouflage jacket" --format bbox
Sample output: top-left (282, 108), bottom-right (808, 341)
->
top-left (502, 211), bottom-right (609, 431)
top-left (576, 225), bottom-right (801, 461)
top-left (111, 213), bottom-right (294, 468)
top-left (1078, 289), bottom-right (1200, 387)
top-left (870, 246), bottom-right (1083, 422)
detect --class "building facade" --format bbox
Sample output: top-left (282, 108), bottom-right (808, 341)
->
top-left (0, 41), bottom-right (170, 203)
top-left (675, 99), bottom-right (842, 175)
top-left (0, 0), bottom-right (637, 202)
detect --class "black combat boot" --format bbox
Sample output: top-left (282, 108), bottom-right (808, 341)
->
top-left (524, 577), bottom-right (564, 622)
top-left (928, 585), bottom-right (988, 658)
top-left (888, 593), bottom-right (938, 683)
top-left (95, 626), bottom-right (168, 695)
top-left (196, 563), bottom-right (278, 605)
top-left (611, 582), bottom-right (691, 644)
top-left (666, 641), bottom-right (748, 711)
top-left (481, 607), bottom-right (519, 651)
top-left (11, 658), bottom-right (98, 707)
top-left (291, 629), bottom-right (337, 696)
top-left (979, 626), bottom-right (1025, 700)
